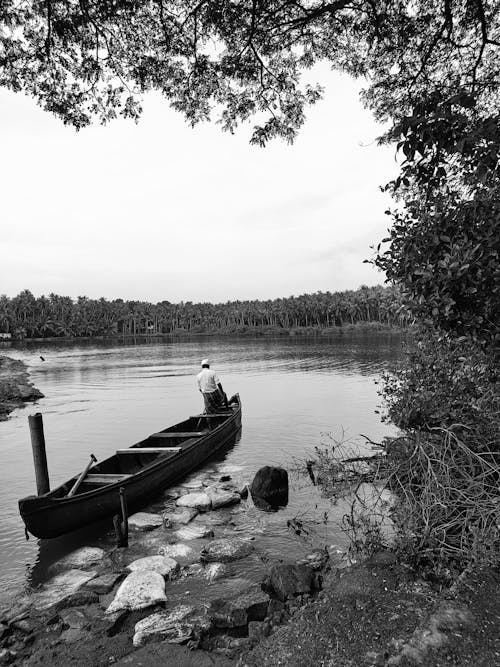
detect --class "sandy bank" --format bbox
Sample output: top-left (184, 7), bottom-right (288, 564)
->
top-left (0, 355), bottom-right (44, 420)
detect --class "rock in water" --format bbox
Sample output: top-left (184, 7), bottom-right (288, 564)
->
top-left (128, 512), bottom-right (164, 531)
top-left (48, 547), bottom-right (106, 575)
top-left (175, 524), bottom-right (214, 541)
top-left (205, 486), bottom-right (241, 510)
top-left (133, 605), bottom-right (211, 647)
top-left (163, 507), bottom-right (199, 525)
top-left (176, 492), bottom-right (211, 511)
top-left (200, 537), bottom-right (254, 563)
top-left (106, 570), bottom-right (167, 614)
top-left (127, 556), bottom-right (179, 578)
top-left (250, 466), bottom-right (289, 509)
top-left (158, 543), bottom-right (195, 560)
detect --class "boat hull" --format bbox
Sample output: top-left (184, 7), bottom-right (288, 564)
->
top-left (19, 399), bottom-right (241, 539)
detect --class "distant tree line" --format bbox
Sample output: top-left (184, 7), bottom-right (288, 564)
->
top-left (0, 286), bottom-right (409, 339)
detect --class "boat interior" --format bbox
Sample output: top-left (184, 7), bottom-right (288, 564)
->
top-left (50, 404), bottom-right (238, 499)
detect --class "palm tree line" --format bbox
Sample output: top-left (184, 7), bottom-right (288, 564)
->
top-left (0, 286), bottom-right (409, 339)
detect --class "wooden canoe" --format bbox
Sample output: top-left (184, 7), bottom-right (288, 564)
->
top-left (18, 394), bottom-right (242, 539)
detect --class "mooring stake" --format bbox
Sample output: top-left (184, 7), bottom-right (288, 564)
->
top-left (28, 413), bottom-right (50, 495)
top-left (113, 487), bottom-right (129, 547)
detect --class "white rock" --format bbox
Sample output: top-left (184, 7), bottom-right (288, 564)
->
top-left (133, 605), bottom-right (209, 646)
top-left (31, 569), bottom-right (98, 611)
top-left (176, 492), bottom-right (211, 512)
top-left (127, 556), bottom-right (179, 578)
top-left (205, 563), bottom-right (227, 582)
top-left (163, 507), bottom-right (198, 525)
top-left (175, 525), bottom-right (214, 541)
top-left (158, 543), bottom-right (194, 559)
top-left (128, 512), bottom-right (164, 531)
top-left (48, 547), bottom-right (106, 575)
top-left (105, 570), bottom-right (167, 614)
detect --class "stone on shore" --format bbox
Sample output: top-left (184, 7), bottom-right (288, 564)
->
top-left (175, 524), bottom-right (214, 541)
top-left (31, 569), bottom-right (98, 611)
top-left (200, 537), bottom-right (254, 563)
top-left (48, 547), bottom-right (106, 575)
top-left (133, 605), bottom-right (211, 646)
top-left (296, 548), bottom-right (329, 571)
top-left (176, 492), bottom-right (211, 512)
top-left (163, 507), bottom-right (199, 526)
top-left (106, 570), bottom-right (166, 614)
top-left (128, 512), bottom-right (164, 531)
top-left (263, 563), bottom-right (321, 602)
top-left (127, 556), bottom-right (179, 578)
top-left (209, 584), bottom-right (269, 628)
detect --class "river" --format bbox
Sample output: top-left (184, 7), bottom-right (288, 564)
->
top-left (0, 333), bottom-right (403, 607)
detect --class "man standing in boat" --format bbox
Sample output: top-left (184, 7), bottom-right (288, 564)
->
top-left (197, 359), bottom-right (228, 414)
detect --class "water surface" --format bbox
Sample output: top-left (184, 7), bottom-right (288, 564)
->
top-left (0, 334), bottom-right (402, 605)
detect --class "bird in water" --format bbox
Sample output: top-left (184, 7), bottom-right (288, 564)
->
top-left (39, 356), bottom-right (45, 361)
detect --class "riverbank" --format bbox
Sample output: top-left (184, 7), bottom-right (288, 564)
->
top-left (0, 356), bottom-right (44, 420)
top-left (4, 544), bottom-right (499, 666)
top-left (7, 322), bottom-right (406, 344)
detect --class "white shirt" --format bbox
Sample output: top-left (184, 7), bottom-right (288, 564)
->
top-left (197, 368), bottom-right (220, 393)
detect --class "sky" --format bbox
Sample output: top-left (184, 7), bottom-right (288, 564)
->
top-left (0, 65), bottom-right (398, 304)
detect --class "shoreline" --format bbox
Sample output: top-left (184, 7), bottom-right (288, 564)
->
top-left (4, 323), bottom-right (407, 345)
top-left (0, 356), bottom-right (44, 421)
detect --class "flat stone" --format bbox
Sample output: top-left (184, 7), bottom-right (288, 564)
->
top-left (200, 538), bottom-right (254, 563)
top-left (176, 492), bottom-right (211, 512)
top-left (30, 569), bottom-right (98, 611)
top-left (59, 608), bottom-right (90, 630)
top-left (158, 543), bottom-right (195, 560)
top-left (133, 605), bottom-right (211, 647)
top-left (128, 512), bottom-right (164, 531)
top-left (48, 547), bottom-right (106, 575)
top-left (127, 556), bottom-right (179, 578)
top-left (84, 572), bottom-right (123, 595)
top-left (60, 628), bottom-right (92, 644)
top-left (175, 525), bottom-right (214, 541)
top-left (164, 507), bottom-right (199, 525)
top-left (106, 570), bottom-right (167, 614)
top-left (205, 486), bottom-right (241, 510)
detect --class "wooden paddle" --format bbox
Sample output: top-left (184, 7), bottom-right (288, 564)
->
top-left (67, 453), bottom-right (97, 497)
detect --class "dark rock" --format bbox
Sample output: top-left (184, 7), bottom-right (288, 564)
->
top-left (56, 589), bottom-right (99, 610)
top-left (209, 584), bottom-right (269, 628)
top-left (263, 563), bottom-right (321, 602)
top-left (219, 475), bottom-right (231, 482)
top-left (60, 628), bottom-right (92, 644)
top-left (84, 572), bottom-right (123, 595)
top-left (103, 610), bottom-right (128, 637)
top-left (250, 467), bottom-right (288, 510)
top-left (59, 608), bottom-right (90, 630)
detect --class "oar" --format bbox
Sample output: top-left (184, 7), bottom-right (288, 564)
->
top-left (67, 453), bottom-right (97, 497)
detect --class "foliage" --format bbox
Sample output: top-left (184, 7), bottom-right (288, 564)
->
top-left (383, 329), bottom-right (499, 438)
top-left (0, 285), bottom-right (408, 339)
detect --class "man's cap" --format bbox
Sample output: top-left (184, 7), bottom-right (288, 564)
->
top-left (201, 358), bottom-right (210, 366)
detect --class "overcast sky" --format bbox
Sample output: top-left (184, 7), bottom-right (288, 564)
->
top-left (0, 65), bottom-right (398, 304)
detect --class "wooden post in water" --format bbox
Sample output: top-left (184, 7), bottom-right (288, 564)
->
top-left (28, 413), bottom-right (50, 495)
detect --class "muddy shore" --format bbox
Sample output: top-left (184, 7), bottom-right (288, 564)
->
top-left (0, 356), bottom-right (44, 420)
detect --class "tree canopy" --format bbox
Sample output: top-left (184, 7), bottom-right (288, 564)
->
top-left (2, 1), bottom-right (499, 344)
top-left (1, 1), bottom-right (499, 144)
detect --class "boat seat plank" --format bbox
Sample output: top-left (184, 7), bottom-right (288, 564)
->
top-left (150, 432), bottom-right (206, 438)
top-left (117, 447), bottom-right (182, 454)
top-left (85, 474), bottom-right (131, 484)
